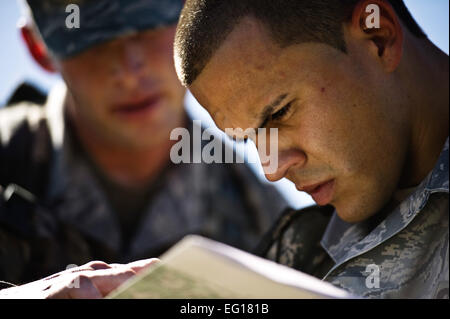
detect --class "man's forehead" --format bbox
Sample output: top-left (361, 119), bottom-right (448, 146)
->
top-left (191, 83), bottom-right (267, 134)
top-left (190, 17), bottom-right (286, 130)
top-left (191, 16), bottom-right (345, 134)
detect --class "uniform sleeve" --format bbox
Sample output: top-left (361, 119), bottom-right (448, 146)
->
top-left (0, 104), bottom-right (51, 285)
top-left (254, 205), bottom-right (335, 278)
top-left (0, 218), bottom-right (31, 285)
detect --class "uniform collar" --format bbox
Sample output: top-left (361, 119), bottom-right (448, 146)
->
top-left (320, 138), bottom-right (449, 265)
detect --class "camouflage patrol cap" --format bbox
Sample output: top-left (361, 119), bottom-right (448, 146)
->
top-left (25, 0), bottom-right (184, 59)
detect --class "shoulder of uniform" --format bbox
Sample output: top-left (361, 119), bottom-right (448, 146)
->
top-left (0, 102), bottom-right (49, 147)
top-left (5, 82), bottom-right (47, 106)
top-left (275, 205), bottom-right (334, 236)
top-left (254, 205), bottom-right (334, 257)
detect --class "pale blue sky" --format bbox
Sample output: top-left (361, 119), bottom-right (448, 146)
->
top-left (0, 1), bottom-right (448, 208)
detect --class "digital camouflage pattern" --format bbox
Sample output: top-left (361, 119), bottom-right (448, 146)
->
top-left (25, 0), bottom-right (183, 59)
top-left (0, 83), bottom-right (287, 285)
top-left (258, 138), bottom-right (449, 298)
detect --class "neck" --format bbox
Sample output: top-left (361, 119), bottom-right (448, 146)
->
top-left (81, 135), bottom-right (176, 189)
top-left (65, 96), bottom-right (185, 189)
top-left (399, 36), bottom-right (449, 188)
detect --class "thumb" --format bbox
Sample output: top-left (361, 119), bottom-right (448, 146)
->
top-left (126, 258), bottom-right (160, 273)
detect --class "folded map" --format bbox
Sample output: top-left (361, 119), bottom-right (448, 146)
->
top-left (107, 235), bottom-right (353, 299)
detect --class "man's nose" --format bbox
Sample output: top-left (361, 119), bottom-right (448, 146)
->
top-left (122, 40), bottom-right (145, 72)
top-left (264, 149), bottom-right (306, 182)
top-left (112, 39), bottom-right (146, 86)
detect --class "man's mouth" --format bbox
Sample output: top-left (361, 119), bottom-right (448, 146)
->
top-left (111, 94), bottom-right (164, 118)
top-left (296, 179), bottom-right (335, 206)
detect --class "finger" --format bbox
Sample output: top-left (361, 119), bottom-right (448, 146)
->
top-left (127, 258), bottom-right (160, 273)
top-left (68, 275), bottom-right (103, 299)
top-left (82, 261), bottom-right (113, 271)
top-left (46, 275), bottom-right (102, 299)
top-left (87, 268), bottom-right (137, 297)
top-left (109, 258), bottom-right (160, 273)
top-left (41, 260), bottom-right (159, 298)
top-left (43, 261), bottom-right (112, 281)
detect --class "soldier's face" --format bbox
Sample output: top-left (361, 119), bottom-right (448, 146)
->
top-left (189, 18), bottom-right (410, 223)
top-left (56, 25), bottom-right (186, 149)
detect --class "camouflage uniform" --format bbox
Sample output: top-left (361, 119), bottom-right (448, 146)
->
top-left (0, 83), bottom-right (287, 285)
top-left (257, 139), bottom-right (449, 298)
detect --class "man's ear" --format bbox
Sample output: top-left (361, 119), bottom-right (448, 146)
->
top-left (349, 0), bottom-right (404, 73)
top-left (20, 23), bottom-right (57, 73)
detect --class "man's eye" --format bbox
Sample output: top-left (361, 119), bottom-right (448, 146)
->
top-left (271, 102), bottom-right (292, 121)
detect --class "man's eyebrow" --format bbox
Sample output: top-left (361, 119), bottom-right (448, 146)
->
top-left (256, 93), bottom-right (288, 129)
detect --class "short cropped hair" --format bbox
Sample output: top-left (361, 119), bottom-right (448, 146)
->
top-left (175, 0), bottom-right (426, 86)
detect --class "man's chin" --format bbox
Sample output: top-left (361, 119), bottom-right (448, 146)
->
top-left (118, 135), bottom-right (169, 150)
top-left (336, 212), bottom-right (367, 224)
top-left (99, 128), bottom-right (163, 150)
top-left (333, 201), bottom-right (378, 224)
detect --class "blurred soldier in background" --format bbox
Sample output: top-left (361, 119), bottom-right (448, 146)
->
top-left (0, 0), bottom-right (286, 296)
